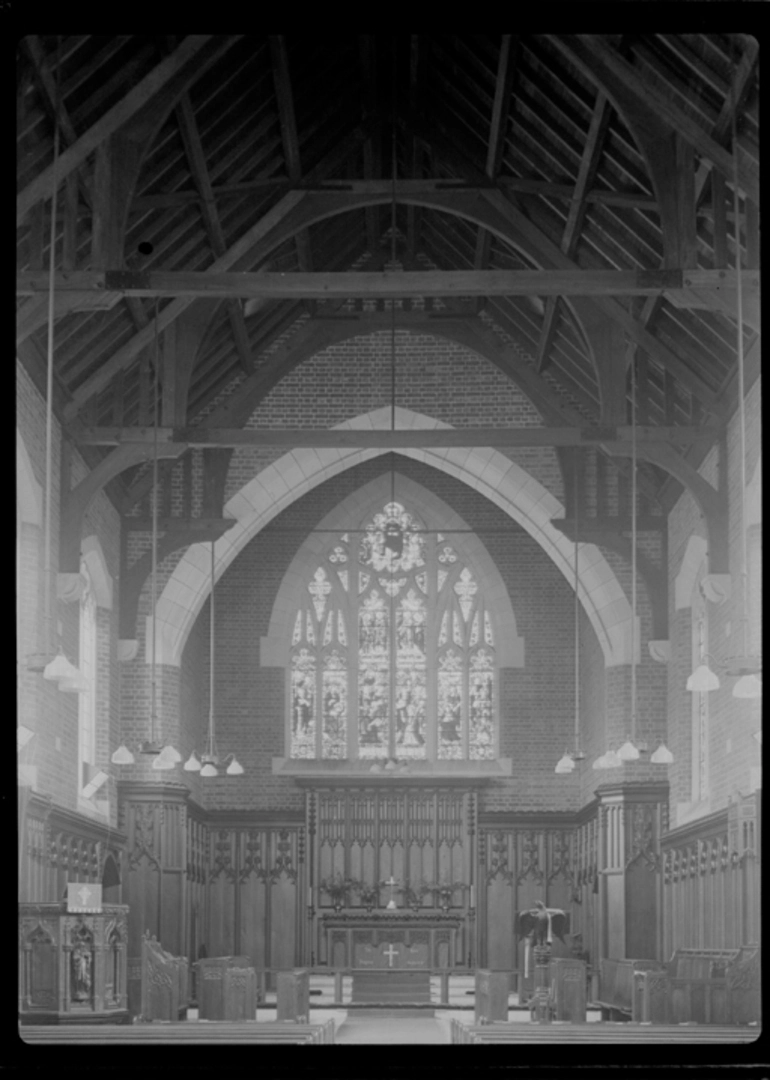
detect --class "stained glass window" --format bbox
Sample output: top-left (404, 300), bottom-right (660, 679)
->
top-left (288, 501), bottom-right (498, 761)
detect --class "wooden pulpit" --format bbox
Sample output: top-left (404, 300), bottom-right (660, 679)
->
top-left (19, 902), bottom-right (129, 1025)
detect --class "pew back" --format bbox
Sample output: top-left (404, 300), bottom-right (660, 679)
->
top-left (138, 934), bottom-right (189, 1021)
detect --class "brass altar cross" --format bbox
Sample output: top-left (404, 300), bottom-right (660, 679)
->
top-left (384, 943), bottom-right (398, 968)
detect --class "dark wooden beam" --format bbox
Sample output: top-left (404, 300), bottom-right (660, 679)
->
top-left (23, 36), bottom-right (93, 215)
top-left (269, 36), bottom-right (313, 272)
top-left (550, 35), bottom-right (759, 206)
top-left (538, 91), bottom-right (611, 375)
top-left (17, 36), bottom-right (220, 224)
top-left (21, 267), bottom-right (756, 302)
top-left (473, 34), bottom-right (517, 283)
top-left (79, 424), bottom-right (715, 450)
top-left (58, 190), bottom-right (308, 420)
top-left (173, 85), bottom-right (254, 374)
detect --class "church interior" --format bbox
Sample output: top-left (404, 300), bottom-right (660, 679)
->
top-left (16, 34), bottom-right (761, 1048)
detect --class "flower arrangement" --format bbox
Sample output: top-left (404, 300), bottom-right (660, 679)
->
top-left (319, 872), bottom-right (355, 910)
top-left (347, 879), bottom-right (380, 911)
top-left (424, 880), bottom-right (468, 911)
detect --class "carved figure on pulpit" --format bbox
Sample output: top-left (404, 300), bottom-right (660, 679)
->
top-left (71, 945), bottom-right (92, 1001)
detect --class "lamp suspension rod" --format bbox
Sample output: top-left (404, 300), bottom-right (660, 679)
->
top-left (630, 349), bottom-right (637, 742)
top-left (388, 40), bottom-right (398, 759)
top-left (209, 538), bottom-right (216, 758)
top-left (149, 302), bottom-right (160, 744)
top-left (43, 56), bottom-right (62, 656)
top-left (573, 459), bottom-right (580, 751)
top-left (731, 95), bottom-right (749, 662)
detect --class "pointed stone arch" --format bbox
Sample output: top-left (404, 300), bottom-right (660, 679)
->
top-left (151, 407), bottom-right (632, 669)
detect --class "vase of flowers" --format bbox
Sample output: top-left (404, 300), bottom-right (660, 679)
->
top-left (426, 880), bottom-right (468, 912)
top-left (402, 883), bottom-right (429, 912)
top-left (320, 872), bottom-right (354, 912)
top-left (348, 879), bottom-right (379, 912)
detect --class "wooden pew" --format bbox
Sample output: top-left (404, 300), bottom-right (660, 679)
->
top-left (20, 1019), bottom-right (336, 1045)
top-left (450, 1018), bottom-right (759, 1045)
top-left (596, 958), bottom-right (664, 1020)
top-left (635, 945), bottom-right (760, 1025)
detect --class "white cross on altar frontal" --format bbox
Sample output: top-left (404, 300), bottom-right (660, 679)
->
top-left (384, 944), bottom-right (399, 968)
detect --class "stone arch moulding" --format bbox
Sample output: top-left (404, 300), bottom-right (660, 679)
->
top-left (259, 472), bottom-right (525, 669)
top-left (16, 428), bottom-right (43, 526)
top-left (674, 535), bottom-right (709, 612)
top-left (150, 407), bottom-right (632, 670)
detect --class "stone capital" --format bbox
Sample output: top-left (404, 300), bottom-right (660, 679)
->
top-left (117, 639), bottom-right (139, 663)
top-left (648, 640), bottom-right (670, 664)
top-left (700, 574), bottom-right (732, 605)
top-left (57, 572), bottom-right (86, 603)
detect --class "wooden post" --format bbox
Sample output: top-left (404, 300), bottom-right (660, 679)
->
top-left (531, 945), bottom-right (552, 1023)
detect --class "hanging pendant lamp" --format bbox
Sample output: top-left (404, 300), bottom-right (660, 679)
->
top-left (184, 539), bottom-right (244, 778)
top-left (29, 103), bottom-right (88, 693)
top-left (112, 303), bottom-right (178, 768)
top-left (556, 458), bottom-right (585, 773)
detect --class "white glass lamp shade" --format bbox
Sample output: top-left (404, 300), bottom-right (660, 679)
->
top-left (111, 744), bottom-right (135, 765)
top-left (151, 744), bottom-right (178, 770)
top-left (603, 749), bottom-right (622, 768)
top-left (555, 753), bottom-right (575, 774)
top-left (17, 726), bottom-right (35, 752)
top-left (618, 740), bottom-right (641, 762)
top-left (733, 673), bottom-right (762, 699)
top-left (200, 762), bottom-right (218, 777)
top-left (687, 664), bottom-right (720, 692)
top-left (43, 653), bottom-right (79, 682)
top-left (184, 751), bottom-right (202, 772)
top-left (58, 671), bottom-right (90, 693)
top-left (592, 753), bottom-right (608, 770)
top-left (650, 742), bottom-right (674, 764)
top-left (226, 756), bottom-right (244, 776)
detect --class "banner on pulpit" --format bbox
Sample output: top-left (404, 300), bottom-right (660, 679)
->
top-left (67, 882), bottom-right (103, 913)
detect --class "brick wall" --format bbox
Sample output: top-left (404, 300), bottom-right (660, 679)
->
top-left (224, 330), bottom-right (564, 504)
top-left (181, 454), bottom-right (621, 815)
top-left (16, 360), bottom-right (122, 828)
top-left (667, 377), bottom-right (762, 821)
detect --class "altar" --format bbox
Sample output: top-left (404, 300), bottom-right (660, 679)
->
top-left (319, 911), bottom-right (466, 970)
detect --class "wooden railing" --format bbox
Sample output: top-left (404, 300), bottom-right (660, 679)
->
top-left (219, 966), bottom-right (518, 1007)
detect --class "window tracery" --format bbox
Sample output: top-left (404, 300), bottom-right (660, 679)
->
top-left (288, 502), bottom-right (498, 761)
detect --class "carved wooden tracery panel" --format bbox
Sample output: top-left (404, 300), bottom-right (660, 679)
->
top-left (313, 787), bottom-right (472, 909)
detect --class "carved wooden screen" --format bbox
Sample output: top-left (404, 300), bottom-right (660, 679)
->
top-left (289, 501), bottom-right (498, 762)
top-left (313, 786), bottom-right (472, 908)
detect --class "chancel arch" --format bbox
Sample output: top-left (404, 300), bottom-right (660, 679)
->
top-left (153, 408), bottom-right (633, 671)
